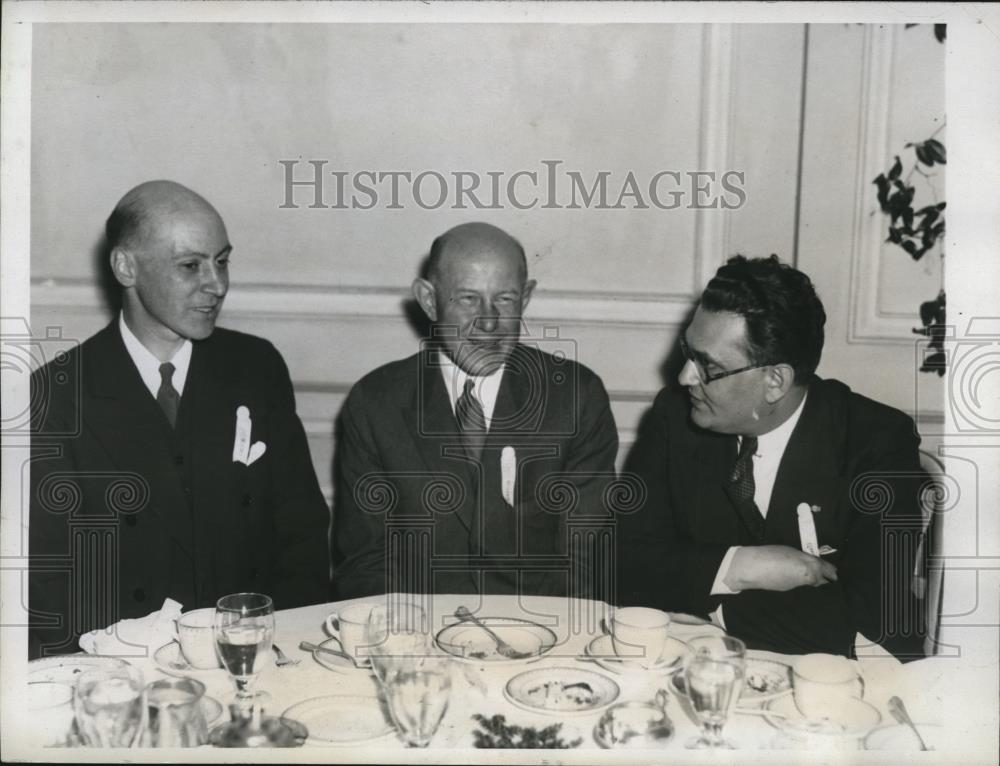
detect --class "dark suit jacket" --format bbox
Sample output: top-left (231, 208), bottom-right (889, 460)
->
top-left (29, 322), bottom-right (330, 658)
top-left (618, 378), bottom-right (926, 660)
top-left (333, 344), bottom-right (619, 600)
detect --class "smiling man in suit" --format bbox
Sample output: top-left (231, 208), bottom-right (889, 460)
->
top-left (333, 222), bottom-right (619, 600)
top-left (29, 180), bottom-right (330, 657)
top-left (618, 255), bottom-right (927, 660)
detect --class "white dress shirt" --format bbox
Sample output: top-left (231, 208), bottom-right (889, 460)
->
top-left (119, 313), bottom-right (193, 399)
top-left (437, 352), bottom-right (505, 430)
top-left (711, 391), bottom-right (809, 596)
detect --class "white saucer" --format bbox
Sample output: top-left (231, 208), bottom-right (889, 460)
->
top-left (310, 638), bottom-right (372, 674)
top-left (765, 694), bottom-right (882, 738)
top-left (864, 723), bottom-right (943, 751)
top-left (585, 634), bottom-right (688, 673)
top-left (153, 641), bottom-right (242, 682)
top-left (282, 695), bottom-right (395, 746)
top-left (504, 666), bottom-right (620, 716)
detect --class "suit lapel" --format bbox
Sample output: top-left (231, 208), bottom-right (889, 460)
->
top-left (766, 385), bottom-right (844, 543)
top-left (403, 352), bottom-right (476, 533)
top-left (184, 338), bottom-right (238, 598)
top-left (82, 324), bottom-right (190, 536)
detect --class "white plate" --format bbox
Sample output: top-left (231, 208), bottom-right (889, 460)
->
top-left (153, 641), bottom-right (274, 682)
top-left (282, 695), bottom-right (395, 746)
top-left (765, 694), bottom-right (881, 738)
top-left (28, 654), bottom-right (130, 685)
top-left (310, 638), bottom-right (372, 674)
top-left (436, 617), bottom-right (557, 664)
top-left (864, 723), bottom-right (943, 751)
top-left (585, 634), bottom-right (688, 674)
top-left (504, 666), bottom-right (620, 716)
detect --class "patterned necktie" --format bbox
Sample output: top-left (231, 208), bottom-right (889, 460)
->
top-left (727, 435), bottom-right (765, 540)
top-left (456, 378), bottom-right (487, 462)
top-left (156, 362), bottom-right (180, 428)
top-left (729, 436), bottom-right (758, 502)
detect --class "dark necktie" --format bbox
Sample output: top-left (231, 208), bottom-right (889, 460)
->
top-left (726, 435), bottom-right (765, 541)
top-left (156, 362), bottom-right (180, 428)
top-left (456, 378), bottom-right (487, 462)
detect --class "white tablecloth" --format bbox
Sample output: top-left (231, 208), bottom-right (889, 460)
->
top-left (139, 595), bottom-right (940, 758)
top-left (32, 593), bottom-right (950, 761)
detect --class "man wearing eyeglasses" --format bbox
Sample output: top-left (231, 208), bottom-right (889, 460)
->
top-left (618, 255), bottom-right (926, 660)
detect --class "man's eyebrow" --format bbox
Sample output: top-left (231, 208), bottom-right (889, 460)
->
top-left (684, 335), bottom-right (720, 367)
top-left (175, 244), bottom-right (233, 259)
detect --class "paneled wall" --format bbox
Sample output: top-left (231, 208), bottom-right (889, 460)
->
top-left (30, 23), bottom-right (944, 502)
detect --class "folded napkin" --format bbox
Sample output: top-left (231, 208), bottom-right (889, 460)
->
top-left (81, 598), bottom-right (183, 656)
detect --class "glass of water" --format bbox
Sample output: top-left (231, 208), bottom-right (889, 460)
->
top-left (684, 635), bottom-right (746, 749)
top-left (73, 665), bottom-right (146, 747)
top-left (382, 654), bottom-right (452, 747)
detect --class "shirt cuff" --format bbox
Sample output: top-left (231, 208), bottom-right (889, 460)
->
top-left (710, 546), bottom-right (742, 595)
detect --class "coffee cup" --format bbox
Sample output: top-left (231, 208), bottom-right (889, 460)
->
top-left (325, 602), bottom-right (380, 667)
top-left (174, 608), bottom-right (221, 670)
top-left (793, 653), bottom-right (865, 720)
top-left (610, 607), bottom-right (671, 668)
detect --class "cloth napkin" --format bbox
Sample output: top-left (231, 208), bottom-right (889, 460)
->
top-left (82, 598), bottom-right (183, 656)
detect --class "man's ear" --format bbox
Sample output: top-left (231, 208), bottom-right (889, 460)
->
top-left (109, 247), bottom-right (136, 288)
top-left (411, 278), bottom-right (438, 322)
top-left (763, 363), bottom-right (796, 404)
top-left (520, 279), bottom-right (537, 312)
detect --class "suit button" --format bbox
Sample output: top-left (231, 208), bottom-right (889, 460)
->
top-left (242, 494), bottom-right (252, 508)
top-left (124, 515), bottom-right (137, 527)
top-left (174, 455), bottom-right (184, 466)
top-left (132, 588), bottom-right (146, 602)
top-left (249, 568), bottom-right (259, 580)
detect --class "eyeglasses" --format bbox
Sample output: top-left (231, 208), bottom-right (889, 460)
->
top-left (679, 336), bottom-right (769, 384)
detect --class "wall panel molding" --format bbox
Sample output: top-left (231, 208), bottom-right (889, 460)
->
top-left (847, 24), bottom-right (917, 345)
top-left (31, 277), bottom-right (695, 328)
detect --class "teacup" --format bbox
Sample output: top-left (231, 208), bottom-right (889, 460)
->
top-left (610, 607), bottom-right (672, 668)
top-left (325, 602), bottom-right (380, 667)
top-left (174, 608), bottom-right (221, 670)
top-left (793, 653), bottom-right (865, 720)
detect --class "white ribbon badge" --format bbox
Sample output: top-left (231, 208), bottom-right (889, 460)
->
top-left (232, 406), bottom-right (267, 466)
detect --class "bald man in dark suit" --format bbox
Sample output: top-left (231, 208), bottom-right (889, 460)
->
top-left (29, 181), bottom-right (330, 657)
top-left (333, 223), bottom-right (619, 601)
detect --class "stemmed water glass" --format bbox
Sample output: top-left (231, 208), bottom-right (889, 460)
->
top-left (213, 592), bottom-right (274, 721)
top-left (366, 603), bottom-right (451, 747)
top-left (684, 635), bottom-right (746, 749)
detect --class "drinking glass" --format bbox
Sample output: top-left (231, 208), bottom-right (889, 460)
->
top-left (382, 655), bottom-right (452, 747)
top-left (73, 665), bottom-right (147, 747)
top-left (367, 603), bottom-right (429, 684)
top-left (214, 592), bottom-right (274, 720)
top-left (684, 635), bottom-right (746, 749)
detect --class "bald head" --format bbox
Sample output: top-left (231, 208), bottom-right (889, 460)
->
top-left (106, 180), bottom-right (223, 253)
top-left (426, 222), bottom-right (527, 286)
top-left (413, 222), bottom-right (535, 376)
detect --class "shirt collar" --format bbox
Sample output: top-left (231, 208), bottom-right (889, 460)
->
top-left (754, 390), bottom-right (809, 457)
top-left (118, 313), bottom-right (193, 398)
top-left (436, 350), bottom-right (505, 424)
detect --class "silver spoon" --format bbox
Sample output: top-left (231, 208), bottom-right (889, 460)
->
top-left (298, 640), bottom-right (356, 664)
top-left (454, 606), bottom-right (532, 660)
top-left (888, 696), bottom-right (929, 751)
